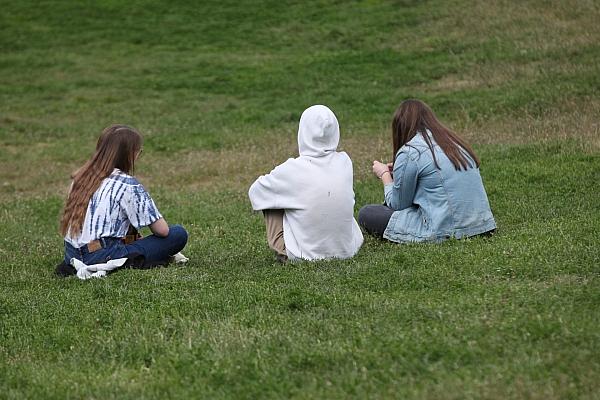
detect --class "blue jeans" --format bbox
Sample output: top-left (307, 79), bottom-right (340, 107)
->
top-left (64, 225), bottom-right (188, 266)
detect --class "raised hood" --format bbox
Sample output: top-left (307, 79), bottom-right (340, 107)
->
top-left (297, 105), bottom-right (340, 157)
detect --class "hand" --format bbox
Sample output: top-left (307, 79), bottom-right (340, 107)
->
top-left (372, 161), bottom-right (391, 179)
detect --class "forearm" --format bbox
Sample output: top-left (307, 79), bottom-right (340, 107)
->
top-left (380, 171), bottom-right (393, 185)
top-left (149, 218), bottom-right (169, 237)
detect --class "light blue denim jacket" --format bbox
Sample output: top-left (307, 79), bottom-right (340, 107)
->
top-left (383, 131), bottom-right (496, 243)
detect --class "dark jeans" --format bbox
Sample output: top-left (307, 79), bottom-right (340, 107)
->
top-left (63, 224), bottom-right (188, 266)
top-left (358, 204), bottom-right (395, 239)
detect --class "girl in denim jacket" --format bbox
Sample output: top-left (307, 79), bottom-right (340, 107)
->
top-left (359, 99), bottom-right (496, 243)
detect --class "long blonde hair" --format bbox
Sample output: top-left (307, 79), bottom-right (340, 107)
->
top-left (60, 125), bottom-right (142, 237)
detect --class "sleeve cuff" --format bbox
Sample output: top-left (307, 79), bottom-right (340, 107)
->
top-left (134, 210), bottom-right (163, 230)
top-left (383, 183), bottom-right (394, 207)
top-left (384, 182), bottom-right (394, 195)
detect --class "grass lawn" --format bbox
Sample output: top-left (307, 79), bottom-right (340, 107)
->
top-left (1, 1), bottom-right (599, 398)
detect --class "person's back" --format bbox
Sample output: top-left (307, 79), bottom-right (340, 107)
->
top-left (403, 132), bottom-right (495, 239)
top-left (281, 151), bottom-right (361, 259)
top-left (248, 105), bottom-right (363, 261)
top-left (64, 169), bottom-right (158, 249)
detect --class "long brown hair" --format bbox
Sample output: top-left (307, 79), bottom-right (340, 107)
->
top-left (60, 125), bottom-right (142, 237)
top-left (392, 99), bottom-right (480, 170)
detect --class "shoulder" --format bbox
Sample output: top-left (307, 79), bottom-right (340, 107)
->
top-left (109, 170), bottom-right (154, 201)
top-left (334, 151), bottom-right (352, 161)
top-left (408, 133), bottom-right (430, 148)
top-left (395, 143), bottom-right (421, 162)
top-left (333, 152), bottom-right (354, 170)
top-left (400, 133), bottom-right (437, 160)
top-left (108, 169), bottom-right (141, 187)
top-left (251, 158), bottom-right (296, 188)
top-left (107, 168), bottom-right (144, 190)
top-left (269, 158), bottom-right (302, 176)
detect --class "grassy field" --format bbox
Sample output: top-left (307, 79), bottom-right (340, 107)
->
top-left (1, 0), bottom-right (600, 398)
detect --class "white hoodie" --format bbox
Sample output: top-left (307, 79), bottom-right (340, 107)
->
top-left (248, 105), bottom-right (364, 260)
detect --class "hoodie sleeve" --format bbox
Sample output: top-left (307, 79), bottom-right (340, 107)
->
top-left (248, 159), bottom-right (296, 211)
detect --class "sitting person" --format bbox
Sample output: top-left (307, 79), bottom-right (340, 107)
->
top-left (359, 99), bottom-right (496, 242)
top-left (248, 105), bottom-right (363, 262)
top-left (56, 124), bottom-right (188, 276)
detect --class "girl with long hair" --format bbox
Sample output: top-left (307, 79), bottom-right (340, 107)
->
top-left (56, 124), bottom-right (188, 276)
top-left (358, 99), bottom-right (496, 242)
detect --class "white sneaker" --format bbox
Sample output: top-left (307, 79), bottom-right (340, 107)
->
top-left (172, 252), bottom-right (189, 264)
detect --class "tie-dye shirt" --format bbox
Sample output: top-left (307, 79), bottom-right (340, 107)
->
top-left (65, 169), bottom-right (162, 248)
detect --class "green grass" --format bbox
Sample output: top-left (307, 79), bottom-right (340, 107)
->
top-left (1, 1), bottom-right (600, 399)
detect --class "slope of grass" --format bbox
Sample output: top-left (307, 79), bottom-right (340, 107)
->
top-left (1, 0), bottom-right (599, 399)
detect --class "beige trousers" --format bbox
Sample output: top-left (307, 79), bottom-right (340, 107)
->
top-left (263, 209), bottom-right (286, 257)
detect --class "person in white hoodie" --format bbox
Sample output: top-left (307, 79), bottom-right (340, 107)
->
top-left (248, 105), bottom-right (363, 262)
